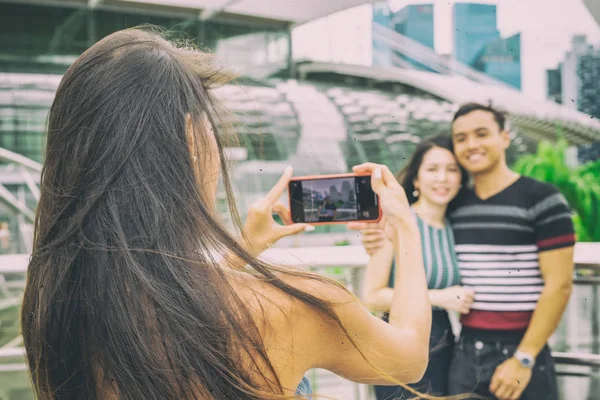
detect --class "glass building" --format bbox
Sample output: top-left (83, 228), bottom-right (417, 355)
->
top-left (391, 4), bottom-right (435, 71)
top-left (472, 33), bottom-right (522, 90)
top-left (552, 35), bottom-right (600, 120)
top-left (547, 66), bottom-right (563, 104)
top-left (578, 141), bottom-right (600, 163)
top-left (0, 1), bottom-right (291, 163)
top-left (577, 52), bottom-right (600, 119)
top-left (372, 2), bottom-right (393, 67)
top-left (392, 4), bottom-right (434, 49)
top-left (453, 3), bottom-right (500, 66)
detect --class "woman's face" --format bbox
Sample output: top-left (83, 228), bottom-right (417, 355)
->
top-left (413, 146), bottom-right (462, 206)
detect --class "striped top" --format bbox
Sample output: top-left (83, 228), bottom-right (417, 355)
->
top-left (389, 210), bottom-right (461, 293)
top-left (448, 176), bottom-right (575, 331)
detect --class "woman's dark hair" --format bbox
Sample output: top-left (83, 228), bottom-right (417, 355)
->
top-left (21, 27), bottom-right (366, 400)
top-left (397, 134), bottom-right (469, 205)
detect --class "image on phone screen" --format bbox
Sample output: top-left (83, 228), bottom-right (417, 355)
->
top-left (288, 176), bottom-right (379, 224)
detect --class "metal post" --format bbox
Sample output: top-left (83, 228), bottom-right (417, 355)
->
top-left (587, 283), bottom-right (600, 400)
top-left (88, 9), bottom-right (96, 47)
top-left (287, 26), bottom-right (295, 79)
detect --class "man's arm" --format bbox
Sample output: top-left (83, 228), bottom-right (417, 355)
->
top-left (518, 186), bottom-right (576, 356)
top-left (490, 185), bottom-right (575, 400)
top-left (516, 246), bottom-right (574, 357)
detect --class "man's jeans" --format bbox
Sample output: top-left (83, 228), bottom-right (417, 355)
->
top-left (448, 333), bottom-right (559, 400)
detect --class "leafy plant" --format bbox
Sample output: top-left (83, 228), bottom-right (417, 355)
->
top-left (512, 138), bottom-right (600, 242)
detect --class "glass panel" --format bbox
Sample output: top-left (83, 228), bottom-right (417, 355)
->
top-left (94, 10), bottom-right (197, 42)
top-left (0, 3), bottom-right (89, 74)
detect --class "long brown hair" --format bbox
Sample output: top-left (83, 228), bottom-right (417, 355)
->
top-left (21, 27), bottom-right (355, 400)
top-left (20, 27), bottom-right (468, 400)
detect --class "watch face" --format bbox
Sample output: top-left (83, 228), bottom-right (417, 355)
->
top-left (515, 351), bottom-right (535, 368)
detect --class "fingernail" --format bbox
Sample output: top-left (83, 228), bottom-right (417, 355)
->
top-left (285, 165), bottom-right (293, 173)
top-left (373, 168), bottom-right (382, 179)
top-left (304, 225), bottom-right (315, 232)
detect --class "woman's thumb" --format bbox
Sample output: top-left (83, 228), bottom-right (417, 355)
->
top-left (280, 223), bottom-right (314, 238)
top-left (370, 168), bottom-right (386, 196)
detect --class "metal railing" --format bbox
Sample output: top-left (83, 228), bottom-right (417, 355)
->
top-left (1, 244), bottom-right (600, 399)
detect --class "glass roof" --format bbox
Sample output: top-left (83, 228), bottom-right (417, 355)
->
top-left (298, 62), bottom-right (600, 145)
top-left (119, 0), bottom-right (372, 25)
top-left (583, 0), bottom-right (600, 26)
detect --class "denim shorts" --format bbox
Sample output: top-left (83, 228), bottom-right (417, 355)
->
top-left (375, 310), bottom-right (455, 399)
top-left (448, 332), bottom-right (558, 400)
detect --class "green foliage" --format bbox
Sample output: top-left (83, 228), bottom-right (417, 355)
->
top-left (512, 138), bottom-right (600, 242)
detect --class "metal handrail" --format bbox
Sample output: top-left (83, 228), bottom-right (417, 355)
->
top-left (0, 246), bottom-right (599, 399)
top-left (0, 148), bottom-right (42, 173)
top-left (2, 242), bottom-right (599, 273)
top-left (553, 352), bottom-right (600, 368)
top-left (6, 349), bottom-right (598, 368)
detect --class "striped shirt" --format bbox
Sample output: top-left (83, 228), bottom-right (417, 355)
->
top-left (448, 176), bottom-right (575, 331)
top-left (389, 211), bottom-right (461, 292)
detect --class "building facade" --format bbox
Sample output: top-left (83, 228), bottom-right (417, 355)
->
top-left (578, 141), bottom-right (600, 163)
top-left (547, 66), bottom-right (562, 104)
top-left (372, 2), bottom-right (393, 67)
top-left (577, 52), bottom-right (600, 119)
top-left (472, 33), bottom-right (522, 89)
top-left (0, 1), bottom-right (291, 162)
top-left (549, 35), bottom-right (600, 120)
top-left (392, 4), bottom-right (434, 49)
top-left (453, 3), bottom-right (500, 66)
top-left (390, 4), bottom-right (435, 71)
top-left (452, 3), bottom-right (521, 89)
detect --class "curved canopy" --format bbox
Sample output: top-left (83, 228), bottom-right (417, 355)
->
top-left (584, 0), bottom-right (600, 27)
top-left (298, 62), bottom-right (600, 146)
top-left (11, 0), bottom-right (372, 26)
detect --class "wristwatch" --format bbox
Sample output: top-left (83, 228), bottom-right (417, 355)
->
top-left (513, 350), bottom-right (536, 368)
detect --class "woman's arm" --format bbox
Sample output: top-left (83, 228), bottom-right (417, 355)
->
top-left (297, 164), bottom-right (431, 385)
top-left (362, 240), bottom-right (394, 312)
top-left (362, 241), bottom-right (475, 315)
top-left (429, 286), bottom-right (475, 314)
top-left (294, 223), bottom-right (430, 385)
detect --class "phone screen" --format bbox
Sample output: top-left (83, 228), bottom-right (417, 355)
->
top-left (289, 175), bottom-right (380, 224)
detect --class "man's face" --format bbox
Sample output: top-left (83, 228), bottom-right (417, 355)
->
top-left (451, 110), bottom-right (510, 175)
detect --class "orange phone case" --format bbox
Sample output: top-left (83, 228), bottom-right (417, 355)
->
top-left (288, 173), bottom-right (382, 226)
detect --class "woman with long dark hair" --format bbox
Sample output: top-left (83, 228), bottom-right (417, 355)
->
top-left (21, 28), bottom-right (434, 399)
top-left (360, 135), bottom-right (474, 399)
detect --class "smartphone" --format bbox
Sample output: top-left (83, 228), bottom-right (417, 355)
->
top-left (288, 173), bottom-right (381, 225)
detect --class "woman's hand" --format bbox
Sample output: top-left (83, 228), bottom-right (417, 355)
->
top-left (350, 163), bottom-right (414, 244)
top-left (347, 224), bottom-right (387, 255)
top-left (430, 286), bottom-right (475, 314)
top-left (241, 166), bottom-right (312, 257)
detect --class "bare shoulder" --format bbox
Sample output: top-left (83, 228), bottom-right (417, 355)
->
top-left (225, 268), bottom-right (348, 385)
top-left (224, 267), bottom-right (429, 385)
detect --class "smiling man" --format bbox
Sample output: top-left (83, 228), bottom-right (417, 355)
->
top-left (447, 103), bottom-right (575, 400)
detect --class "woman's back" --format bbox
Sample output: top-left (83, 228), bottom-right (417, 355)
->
top-left (21, 27), bottom-right (433, 400)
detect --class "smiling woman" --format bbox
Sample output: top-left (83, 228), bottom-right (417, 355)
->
top-left (361, 134), bottom-right (474, 399)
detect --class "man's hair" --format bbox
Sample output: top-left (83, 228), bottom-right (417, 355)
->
top-left (452, 102), bottom-right (508, 131)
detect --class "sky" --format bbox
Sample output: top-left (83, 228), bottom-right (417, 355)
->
top-left (292, 0), bottom-right (600, 100)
